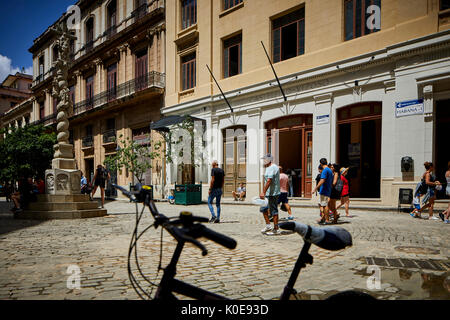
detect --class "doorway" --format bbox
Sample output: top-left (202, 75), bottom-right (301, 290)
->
top-left (266, 115), bottom-right (313, 198)
top-left (85, 158), bottom-right (94, 184)
top-left (223, 126), bottom-right (246, 197)
top-left (435, 99), bottom-right (450, 199)
top-left (337, 103), bottom-right (382, 198)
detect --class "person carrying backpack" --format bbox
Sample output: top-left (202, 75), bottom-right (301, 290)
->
top-left (329, 163), bottom-right (343, 224)
top-left (92, 164), bottom-right (110, 209)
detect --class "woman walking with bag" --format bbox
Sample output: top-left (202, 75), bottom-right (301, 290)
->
top-left (412, 162), bottom-right (440, 220)
top-left (329, 163), bottom-right (343, 224)
top-left (336, 167), bottom-right (350, 217)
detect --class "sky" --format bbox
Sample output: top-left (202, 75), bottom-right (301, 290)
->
top-left (0, 0), bottom-right (75, 83)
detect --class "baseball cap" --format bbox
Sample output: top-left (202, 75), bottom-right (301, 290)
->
top-left (261, 153), bottom-right (273, 162)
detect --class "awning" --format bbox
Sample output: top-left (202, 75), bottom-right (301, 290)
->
top-left (150, 115), bottom-right (205, 132)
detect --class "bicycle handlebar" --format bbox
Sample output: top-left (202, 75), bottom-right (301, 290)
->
top-left (113, 183), bottom-right (237, 254)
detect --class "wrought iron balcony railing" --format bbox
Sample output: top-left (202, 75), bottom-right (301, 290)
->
top-left (84, 40), bottom-right (94, 54)
top-left (103, 129), bottom-right (116, 144)
top-left (104, 25), bottom-right (117, 41)
top-left (132, 3), bottom-right (148, 20)
top-left (32, 113), bottom-right (56, 126)
top-left (73, 71), bottom-right (165, 117)
top-left (82, 135), bottom-right (94, 148)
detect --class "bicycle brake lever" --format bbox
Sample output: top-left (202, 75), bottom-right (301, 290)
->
top-left (171, 227), bottom-right (208, 256)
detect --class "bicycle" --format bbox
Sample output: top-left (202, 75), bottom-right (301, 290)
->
top-left (113, 183), bottom-right (374, 301)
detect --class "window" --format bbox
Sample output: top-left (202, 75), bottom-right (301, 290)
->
top-left (224, 0), bottom-right (242, 11)
top-left (272, 7), bottom-right (305, 63)
top-left (39, 55), bottom-right (45, 78)
top-left (135, 49), bottom-right (148, 91)
top-left (39, 103), bottom-right (45, 119)
top-left (106, 118), bottom-right (116, 130)
top-left (441, 0), bottom-right (450, 10)
top-left (85, 75), bottom-right (94, 108)
top-left (107, 63), bottom-right (117, 101)
top-left (344, 0), bottom-right (381, 41)
top-left (53, 45), bottom-right (59, 63)
top-left (69, 39), bottom-right (75, 58)
top-left (106, 0), bottom-right (117, 39)
top-left (181, 0), bottom-right (197, 30)
top-left (85, 124), bottom-right (93, 137)
top-left (53, 97), bottom-right (58, 114)
top-left (85, 17), bottom-right (94, 51)
top-left (134, 0), bottom-right (147, 19)
top-left (10, 102), bottom-right (16, 108)
top-left (69, 85), bottom-right (75, 106)
top-left (181, 52), bottom-right (196, 91)
top-left (223, 34), bottom-right (242, 78)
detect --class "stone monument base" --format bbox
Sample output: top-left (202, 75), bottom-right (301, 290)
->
top-left (45, 168), bottom-right (81, 195)
top-left (16, 194), bottom-right (107, 220)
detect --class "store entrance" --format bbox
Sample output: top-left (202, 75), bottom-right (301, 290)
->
top-left (85, 158), bottom-right (94, 185)
top-left (337, 103), bottom-right (382, 198)
top-left (435, 99), bottom-right (450, 199)
top-left (266, 115), bottom-right (313, 198)
top-left (223, 126), bottom-right (247, 198)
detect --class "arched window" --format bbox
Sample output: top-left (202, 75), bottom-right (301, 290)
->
top-left (85, 16), bottom-right (94, 52)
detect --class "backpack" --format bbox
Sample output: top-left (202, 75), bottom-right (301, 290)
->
top-left (335, 175), bottom-right (343, 193)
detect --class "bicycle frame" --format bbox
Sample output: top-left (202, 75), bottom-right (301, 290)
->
top-left (154, 222), bottom-right (314, 301)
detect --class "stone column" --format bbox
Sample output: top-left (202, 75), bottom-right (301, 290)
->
top-left (423, 85), bottom-right (434, 164)
top-left (94, 58), bottom-right (103, 95)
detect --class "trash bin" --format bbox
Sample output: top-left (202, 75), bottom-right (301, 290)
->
top-left (175, 184), bottom-right (202, 205)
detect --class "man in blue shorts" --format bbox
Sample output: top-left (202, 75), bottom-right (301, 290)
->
top-left (312, 158), bottom-right (333, 224)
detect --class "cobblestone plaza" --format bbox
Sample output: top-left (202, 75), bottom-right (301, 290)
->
top-left (0, 199), bottom-right (448, 300)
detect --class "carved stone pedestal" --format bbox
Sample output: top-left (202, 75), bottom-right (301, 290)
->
top-left (45, 168), bottom-right (81, 195)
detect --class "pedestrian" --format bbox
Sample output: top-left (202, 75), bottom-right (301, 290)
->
top-left (11, 177), bottom-right (35, 214)
top-left (438, 161), bottom-right (450, 224)
top-left (411, 162), bottom-right (441, 220)
top-left (232, 183), bottom-right (246, 201)
top-left (336, 167), bottom-right (350, 217)
top-left (260, 154), bottom-right (281, 235)
top-left (92, 164), bottom-right (110, 209)
top-left (208, 160), bottom-right (224, 223)
top-left (278, 166), bottom-right (293, 220)
top-left (312, 158), bottom-right (333, 224)
top-left (36, 176), bottom-right (45, 194)
top-left (5, 182), bottom-right (13, 202)
top-left (329, 163), bottom-right (343, 224)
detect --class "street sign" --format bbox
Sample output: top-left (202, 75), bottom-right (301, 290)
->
top-left (316, 114), bottom-right (329, 125)
top-left (395, 99), bottom-right (424, 117)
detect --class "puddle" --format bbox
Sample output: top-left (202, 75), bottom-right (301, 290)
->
top-left (353, 268), bottom-right (450, 300)
top-left (293, 268), bottom-right (450, 300)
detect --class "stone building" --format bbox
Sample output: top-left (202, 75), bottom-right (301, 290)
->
top-left (29, 0), bottom-right (166, 198)
top-left (164, 0), bottom-right (450, 207)
top-left (0, 72), bottom-right (33, 134)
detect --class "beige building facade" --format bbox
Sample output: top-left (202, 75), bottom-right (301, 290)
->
top-left (164, 0), bottom-right (450, 208)
top-left (29, 0), bottom-right (166, 198)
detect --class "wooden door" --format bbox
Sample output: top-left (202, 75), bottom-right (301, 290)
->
top-left (107, 63), bottom-right (117, 101)
top-left (304, 129), bottom-right (313, 198)
top-left (135, 50), bottom-right (148, 91)
top-left (223, 127), bottom-right (246, 197)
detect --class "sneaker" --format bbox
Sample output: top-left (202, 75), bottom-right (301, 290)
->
top-left (15, 208), bottom-right (23, 214)
top-left (439, 212), bottom-right (445, 221)
top-left (266, 229), bottom-right (282, 236)
top-left (214, 219), bottom-right (220, 224)
top-left (444, 220), bottom-right (449, 224)
top-left (209, 217), bottom-right (216, 223)
top-left (430, 216), bottom-right (439, 220)
top-left (261, 225), bottom-right (273, 234)
top-left (287, 216), bottom-right (294, 220)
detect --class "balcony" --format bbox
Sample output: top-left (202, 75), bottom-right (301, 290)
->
top-left (73, 71), bottom-right (165, 117)
top-left (104, 25), bottom-right (117, 41)
top-left (84, 40), bottom-right (94, 54)
top-left (132, 3), bottom-right (147, 21)
top-left (32, 113), bottom-right (56, 126)
top-left (32, 67), bottom-right (55, 88)
top-left (102, 129), bottom-right (116, 145)
top-left (82, 135), bottom-right (94, 149)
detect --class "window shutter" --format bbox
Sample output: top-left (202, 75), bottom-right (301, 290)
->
top-left (298, 19), bottom-right (305, 55)
top-left (224, 47), bottom-right (229, 78)
top-left (273, 28), bottom-right (281, 63)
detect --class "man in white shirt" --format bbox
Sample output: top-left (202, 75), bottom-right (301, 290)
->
top-left (232, 183), bottom-right (246, 201)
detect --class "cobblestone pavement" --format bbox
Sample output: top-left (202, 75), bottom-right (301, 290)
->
top-left (0, 197), bottom-right (449, 300)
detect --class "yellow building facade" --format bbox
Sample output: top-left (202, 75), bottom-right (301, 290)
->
top-left (164, 0), bottom-right (450, 208)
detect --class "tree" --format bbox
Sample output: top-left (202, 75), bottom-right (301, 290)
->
top-left (0, 124), bottom-right (57, 182)
top-left (104, 134), bottom-right (161, 185)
